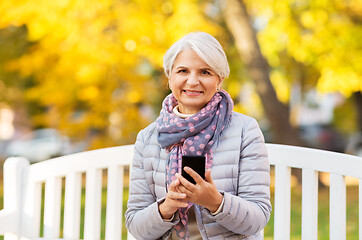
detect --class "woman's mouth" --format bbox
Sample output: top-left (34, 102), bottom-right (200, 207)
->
top-left (183, 90), bottom-right (203, 96)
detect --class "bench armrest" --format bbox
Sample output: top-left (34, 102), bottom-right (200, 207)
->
top-left (0, 209), bottom-right (16, 234)
top-left (1, 157), bottom-right (30, 236)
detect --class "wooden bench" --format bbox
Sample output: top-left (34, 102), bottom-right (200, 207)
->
top-left (0, 143), bottom-right (361, 240)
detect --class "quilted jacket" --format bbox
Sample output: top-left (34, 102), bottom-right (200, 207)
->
top-left (125, 112), bottom-right (271, 240)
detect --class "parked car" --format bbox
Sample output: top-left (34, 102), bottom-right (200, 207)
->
top-left (297, 124), bottom-right (346, 153)
top-left (4, 128), bottom-right (87, 163)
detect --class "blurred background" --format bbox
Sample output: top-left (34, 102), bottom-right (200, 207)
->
top-left (0, 0), bottom-right (361, 238)
top-left (0, 0), bottom-right (361, 161)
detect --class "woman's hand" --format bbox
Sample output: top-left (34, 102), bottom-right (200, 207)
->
top-left (158, 178), bottom-right (189, 220)
top-left (176, 168), bottom-right (223, 213)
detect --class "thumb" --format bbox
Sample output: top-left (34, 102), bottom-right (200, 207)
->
top-left (205, 169), bottom-right (213, 183)
top-left (169, 178), bottom-right (180, 191)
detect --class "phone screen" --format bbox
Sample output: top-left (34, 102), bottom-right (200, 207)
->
top-left (181, 155), bottom-right (206, 184)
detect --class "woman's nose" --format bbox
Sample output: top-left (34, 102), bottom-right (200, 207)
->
top-left (186, 73), bottom-right (199, 85)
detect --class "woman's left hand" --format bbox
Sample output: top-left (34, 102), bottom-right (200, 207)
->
top-left (175, 168), bottom-right (223, 213)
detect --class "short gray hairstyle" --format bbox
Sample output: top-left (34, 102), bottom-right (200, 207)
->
top-left (163, 32), bottom-right (230, 79)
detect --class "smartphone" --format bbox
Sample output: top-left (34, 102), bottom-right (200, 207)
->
top-left (181, 155), bottom-right (206, 184)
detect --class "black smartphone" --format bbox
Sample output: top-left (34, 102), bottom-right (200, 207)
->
top-left (181, 155), bottom-right (206, 184)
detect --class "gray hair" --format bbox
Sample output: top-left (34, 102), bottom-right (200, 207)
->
top-left (163, 32), bottom-right (230, 79)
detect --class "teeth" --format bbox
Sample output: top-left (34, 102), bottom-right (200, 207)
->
top-left (184, 90), bottom-right (201, 93)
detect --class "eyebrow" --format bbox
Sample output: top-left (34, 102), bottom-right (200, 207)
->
top-left (175, 65), bottom-right (187, 69)
top-left (175, 66), bottom-right (213, 71)
top-left (200, 67), bottom-right (213, 71)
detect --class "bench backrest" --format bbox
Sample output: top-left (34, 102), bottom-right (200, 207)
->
top-left (2, 145), bottom-right (135, 240)
top-left (269, 144), bottom-right (362, 240)
top-left (1, 143), bottom-right (362, 240)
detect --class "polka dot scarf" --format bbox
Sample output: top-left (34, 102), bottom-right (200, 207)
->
top-left (156, 89), bottom-right (234, 239)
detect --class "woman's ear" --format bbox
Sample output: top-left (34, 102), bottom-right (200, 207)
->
top-left (217, 77), bottom-right (224, 91)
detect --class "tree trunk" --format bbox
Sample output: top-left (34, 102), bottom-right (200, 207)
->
top-left (354, 91), bottom-right (362, 132)
top-left (221, 0), bottom-right (303, 146)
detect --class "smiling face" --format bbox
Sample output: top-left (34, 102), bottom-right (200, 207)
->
top-left (169, 50), bottom-right (222, 115)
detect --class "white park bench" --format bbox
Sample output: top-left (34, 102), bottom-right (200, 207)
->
top-left (0, 143), bottom-right (361, 240)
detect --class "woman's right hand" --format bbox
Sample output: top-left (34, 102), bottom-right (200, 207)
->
top-left (158, 178), bottom-right (189, 220)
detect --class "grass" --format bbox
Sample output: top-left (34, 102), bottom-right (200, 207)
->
top-left (0, 176), bottom-right (359, 239)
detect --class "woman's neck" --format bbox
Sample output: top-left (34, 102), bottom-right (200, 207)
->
top-left (173, 105), bottom-right (194, 118)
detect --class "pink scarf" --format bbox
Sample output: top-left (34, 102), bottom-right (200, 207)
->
top-left (156, 90), bottom-right (234, 239)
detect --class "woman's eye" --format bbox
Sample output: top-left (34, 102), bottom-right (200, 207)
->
top-left (202, 70), bottom-right (211, 75)
top-left (177, 69), bottom-right (187, 73)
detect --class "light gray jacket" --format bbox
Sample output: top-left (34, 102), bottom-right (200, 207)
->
top-left (125, 112), bottom-right (271, 240)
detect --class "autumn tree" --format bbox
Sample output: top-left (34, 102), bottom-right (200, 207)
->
top-left (1, 0), bottom-right (361, 150)
top-left (221, 0), bottom-right (302, 145)
top-left (219, 0), bottom-right (362, 145)
top-left (0, 0), bottom-right (222, 148)
top-left (0, 26), bottom-right (34, 134)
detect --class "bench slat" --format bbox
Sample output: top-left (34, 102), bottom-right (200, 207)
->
top-left (330, 174), bottom-right (346, 240)
top-left (84, 169), bottom-right (102, 239)
top-left (63, 172), bottom-right (82, 239)
top-left (23, 181), bottom-right (42, 237)
top-left (105, 165), bottom-right (124, 240)
top-left (44, 177), bottom-right (62, 238)
top-left (301, 169), bottom-right (318, 240)
top-left (274, 165), bottom-right (291, 240)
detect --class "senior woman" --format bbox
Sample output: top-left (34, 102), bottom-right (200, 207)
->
top-left (125, 32), bottom-right (271, 240)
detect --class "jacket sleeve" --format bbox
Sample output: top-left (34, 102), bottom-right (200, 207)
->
top-left (125, 128), bottom-right (179, 240)
top-left (211, 117), bottom-right (272, 236)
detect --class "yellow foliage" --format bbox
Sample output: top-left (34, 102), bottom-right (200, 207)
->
top-left (300, 10), bottom-right (328, 29)
top-left (250, 0), bottom-right (362, 97)
top-left (226, 81), bottom-right (241, 99)
top-left (3, 0), bottom-right (360, 147)
top-left (318, 68), bottom-right (362, 97)
top-left (270, 70), bottom-right (290, 103)
top-left (127, 91), bottom-right (141, 104)
top-left (0, 0), bottom-right (222, 146)
top-left (78, 86), bottom-right (100, 101)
